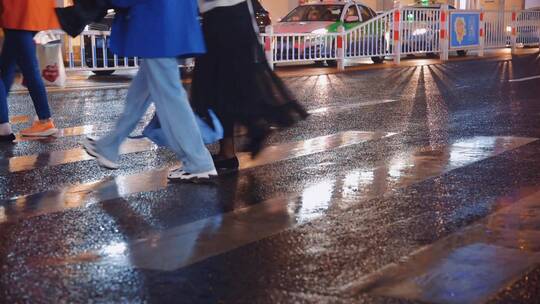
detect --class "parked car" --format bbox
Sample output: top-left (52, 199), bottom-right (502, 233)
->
top-left (273, 0), bottom-right (385, 64)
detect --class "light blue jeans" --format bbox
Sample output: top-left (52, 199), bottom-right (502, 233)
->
top-left (94, 57), bottom-right (215, 174)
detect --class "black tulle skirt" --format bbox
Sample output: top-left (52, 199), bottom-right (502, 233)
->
top-left (191, 1), bottom-right (308, 154)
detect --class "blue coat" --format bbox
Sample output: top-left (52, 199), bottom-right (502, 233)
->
top-left (110, 0), bottom-right (205, 58)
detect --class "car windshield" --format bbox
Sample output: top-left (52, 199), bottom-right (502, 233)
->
top-left (282, 5), bottom-right (344, 22)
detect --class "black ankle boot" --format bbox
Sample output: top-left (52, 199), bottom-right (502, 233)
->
top-left (247, 127), bottom-right (271, 158)
top-left (212, 156), bottom-right (240, 171)
top-left (0, 133), bottom-right (15, 143)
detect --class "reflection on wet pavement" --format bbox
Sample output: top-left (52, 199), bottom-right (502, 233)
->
top-left (46, 136), bottom-right (536, 272)
top-left (307, 99), bottom-right (397, 114)
top-left (1, 138), bottom-right (155, 173)
top-left (9, 101), bottom-right (394, 143)
top-left (240, 131), bottom-right (395, 170)
top-left (0, 131), bottom-right (395, 222)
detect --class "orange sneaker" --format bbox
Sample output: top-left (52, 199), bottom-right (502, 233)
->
top-left (20, 119), bottom-right (58, 137)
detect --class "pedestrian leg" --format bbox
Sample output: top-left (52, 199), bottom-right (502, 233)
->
top-left (8, 30), bottom-right (52, 120)
top-left (0, 31), bottom-right (20, 140)
top-left (91, 62), bottom-right (152, 165)
top-left (0, 30), bottom-right (18, 97)
top-left (143, 58), bottom-right (215, 174)
top-left (0, 74), bottom-right (9, 126)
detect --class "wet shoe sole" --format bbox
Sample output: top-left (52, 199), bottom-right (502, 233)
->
top-left (216, 167), bottom-right (239, 175)
top-left (82, 138), bottom-right (119, 170)
top-left (167, 175), bottom-right (218, 184)
top-left (20, 128), bottom-right (59, 137)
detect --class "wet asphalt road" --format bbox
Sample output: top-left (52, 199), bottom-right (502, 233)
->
top-left (2, 52), bottom-right (540, 303)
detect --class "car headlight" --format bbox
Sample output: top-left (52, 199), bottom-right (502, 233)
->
top-left (311, 28), bottom-right (328, 35)
top-left (412, 28), bottom-right (428, 36)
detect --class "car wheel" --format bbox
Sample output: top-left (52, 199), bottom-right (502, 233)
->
top-left (92, 70), bottom-right (115, 76)
top-left (371, 56), bottom-right (385, 64)
top-left (457, 50), bottom-right (468, 57)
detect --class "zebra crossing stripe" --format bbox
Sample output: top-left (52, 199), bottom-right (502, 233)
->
top-left (0, 131), bottom-right (396, 220)
top-left (1, 138), bottom-right (154, 173)
top-left (29, 136), bottom-right (537, 272)
top-left (509, 75), bottom-right (540, 82)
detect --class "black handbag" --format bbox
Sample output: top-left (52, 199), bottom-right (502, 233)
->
top-left (55, 0), bottom-right (115, 37)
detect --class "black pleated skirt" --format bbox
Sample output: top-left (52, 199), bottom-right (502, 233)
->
top-left (191, 1), bottom-right (308, 152)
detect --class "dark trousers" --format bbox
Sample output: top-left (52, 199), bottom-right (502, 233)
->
top-left (0, 29), bottom-right (52, 123)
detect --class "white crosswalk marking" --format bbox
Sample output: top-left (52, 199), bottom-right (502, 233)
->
top-left (39, 136), bottom-right (537, 272)
top-left (509, 75), bottom-right (540, 82)
top-left (1, 138), bottom-right (154, 173)
top-left (0, 131), bottom-right (396, 220)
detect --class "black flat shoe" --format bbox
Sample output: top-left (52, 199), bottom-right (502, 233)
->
top-left (212, 156), bottom-right (240, 171)
top-left (0, 133), bottom-right (15, 143)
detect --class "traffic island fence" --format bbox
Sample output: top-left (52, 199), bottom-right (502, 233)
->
top-left (59, 7), bottom-right (540, 75)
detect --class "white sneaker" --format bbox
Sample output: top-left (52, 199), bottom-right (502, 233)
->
top-left (82, 137), bottom-right (120, 170)
top-left (167, 168), bottom-right (218, 182)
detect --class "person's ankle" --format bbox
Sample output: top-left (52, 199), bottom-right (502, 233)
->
top-left (0, 122), bottom-right (13, 136)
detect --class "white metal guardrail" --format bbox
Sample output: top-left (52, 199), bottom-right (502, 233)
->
top-left (399, 8), bottom-right (442, 55)
top-left (344, 9), bottom-right (394, 59)
top-left (60, 30), bottom-right (193, 74)
top-left (483, 10), bottom-right (513, 48)
top-left (60, 8), bottom-right (540, 74)
top-left (260, 7), bottom-right (540, 70)
top-left (516, 10), bottom-right (540, 46)
top-left (260, 8), bottom-right (445, 68)
top-left (62, 30), bottom-right (138, 72)
top-left (483, 10), bottom-right (540, 49)
top-left (262, 28), bottom-right (340, 64)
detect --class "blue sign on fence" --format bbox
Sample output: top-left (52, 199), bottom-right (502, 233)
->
top-left (450, 12), bottom-right (481, 49)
